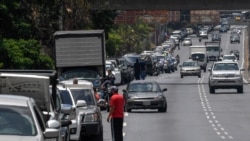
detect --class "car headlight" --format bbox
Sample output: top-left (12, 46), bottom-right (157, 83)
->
top-left (234, 74), bottom-right (241, 77)
top-left (155, 95), bottom-right (165, 100)
top-left (83, 113), bottom-right (99, 122)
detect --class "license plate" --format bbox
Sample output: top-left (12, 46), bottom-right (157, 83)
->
top-left (143, 101), bottom-right (151, 106)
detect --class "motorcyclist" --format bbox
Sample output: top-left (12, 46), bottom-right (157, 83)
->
top-left (100, 68), bottom-right (116, 99)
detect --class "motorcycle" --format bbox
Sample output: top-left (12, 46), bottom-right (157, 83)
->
top-left (99, 78), bottom-right (114, 112)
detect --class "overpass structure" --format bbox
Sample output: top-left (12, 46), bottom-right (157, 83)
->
top-left (91, 0), bottom-right (250, 10)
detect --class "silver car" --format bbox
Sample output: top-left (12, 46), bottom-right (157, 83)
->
top-left (123, 80), bottom-right (167, 112)
top-left (179, 60), bottom-right (201, 78)
top-left (182, 38), bottom-right (192, 46)
top-left (0, 95), bottom-right (60, 141)
top-left (208, 61), bottom-right (244, 93)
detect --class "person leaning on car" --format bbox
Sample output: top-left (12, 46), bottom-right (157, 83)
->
top-left (107, 86), bottom-right (124, 141)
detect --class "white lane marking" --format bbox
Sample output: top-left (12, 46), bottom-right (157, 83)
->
top-left (242, 29), bottom-right (248, 83)
top-left (198, 73), bottom-right (233, 139)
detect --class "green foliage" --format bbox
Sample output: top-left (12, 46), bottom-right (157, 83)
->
top-left (106, 29), bottom-right (123, 57)
top-left (0, 39), bottom-right (54, 69)
top-left (106, 21), bottom-right (153, 56)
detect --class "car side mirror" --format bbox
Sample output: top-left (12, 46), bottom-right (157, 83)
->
top-left (179, 65), bottom-right (182, 67)
top-left (162, 88), bottom-right (168, 92)
top-left (76, 100), bottom-right (87, 108)
top-left (208, 68), bottom-right (211, 71)
top-left (47, 119), bottom-right (61, 129)
top-left (44, 128), bottom-right (60, 139)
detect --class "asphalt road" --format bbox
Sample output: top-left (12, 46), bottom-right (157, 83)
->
top-left (101, 25), bottom-right (250, 141)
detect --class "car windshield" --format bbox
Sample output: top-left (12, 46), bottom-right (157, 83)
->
top-left (213, 63), bottom-right (239, 70)
top-left (207, 47), bottom-right (220, 52)
top-left (70, 89), bottom-right (95, 105)
top-left (59, 89), bottom-right (73, 105)
top-left (128, 82), bottom-right (161, 92)
top-left (61, 69), bottom-right (99, 80)
top-left (125, 56), bottom-right (141, 64)
top-left (183, 62), bottom-right (196, 67)
top-left (192, 54), bottom-right (205, 61)
top-left (106, 64), bottom-right (115, 71)
top-left (0, 105), bottom-right (37, 136)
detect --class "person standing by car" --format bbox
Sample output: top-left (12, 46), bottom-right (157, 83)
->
top-left (107, 86), bottom-right (124, 141)
top-left (134, 59), bottom-right (141, 80)
top-left (140, 59), bottom-right (146, 80)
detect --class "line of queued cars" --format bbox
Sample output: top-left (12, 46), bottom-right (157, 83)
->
top-left (0, 70), bottom-right (105, 141)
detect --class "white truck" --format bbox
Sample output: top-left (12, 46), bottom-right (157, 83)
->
top-left (0, 70), bottom-right (73, 141)
top-left (54, 30), bottom-right (106, 89)
top-left (205, 41), bottom-right (222, 61)
top-left (189, 45), bottom-right (207, 72)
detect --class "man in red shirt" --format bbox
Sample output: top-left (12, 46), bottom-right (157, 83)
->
top-left (107, 86), bottom-right (124, 141)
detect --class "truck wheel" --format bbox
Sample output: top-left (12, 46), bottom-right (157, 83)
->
top-left (209, 86), bottom-right (215, 94)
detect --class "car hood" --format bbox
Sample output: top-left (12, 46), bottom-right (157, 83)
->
top-left (0, 135), bottom-right (40, 141)
top-left (212, 70), bottom-right (241, 75)
top-left (127, 92), bottom-right (163, 99)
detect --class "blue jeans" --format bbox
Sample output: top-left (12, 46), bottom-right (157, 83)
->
top-left (140, 71), bottom-right (146, 80)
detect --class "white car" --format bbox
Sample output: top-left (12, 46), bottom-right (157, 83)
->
top-left (182, 38), bottom-right (192, 46)
top-left (208, 60), bottom-right (244, 93)
top-left (222, 54), bottom-right (238, 62)
top-left (57, 82), bottom-right (103, 141)
top-left (0, 95), bottom-right (60, 141)
top-left (106, 60), bottom-right (122, 85)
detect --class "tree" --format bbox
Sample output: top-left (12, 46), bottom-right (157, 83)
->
top-left (106, 29), bottom-right (123, 57)
top-left (0, 39), bottom-right (54, 69)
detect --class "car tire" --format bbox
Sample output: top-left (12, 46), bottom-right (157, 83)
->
top-left (92, 127), bottom-right (103, 141)
top-left (203, 68), bottom-right (206, 72)
top-left (198, 75), bottom-right (201, 78)
top-left (158, 102), bottom-right (167, 113)
top-left (181, 75), bottom-right (183, 78)
top-left (237, 86), bottom-right (243, 93)
top-left (209, 86), bottom-right (215, 94)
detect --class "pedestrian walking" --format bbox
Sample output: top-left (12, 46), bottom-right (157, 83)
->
top-left (134, 59), bottom-right (141, 80)
top-left (107, 86), bottom-right (124, 141)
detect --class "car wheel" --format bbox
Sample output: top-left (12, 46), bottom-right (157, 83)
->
top-left (181, 75), bottom-right (183, 78)
top-left (198, 74), bottom-right (201, 78)
top-left (158, 102), bottom-right (167, 113)
top-left (203, 68), bottom-right (206, 72)
top-left (237, 86), bottom-right (243, 93)
top-left (92, 127), bottom-right (103, 141)
top-left (209, 86), bottom-right (215, 94)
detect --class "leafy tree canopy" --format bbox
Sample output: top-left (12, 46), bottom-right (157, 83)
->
top-left (0, 39), bottom-right (54, 69)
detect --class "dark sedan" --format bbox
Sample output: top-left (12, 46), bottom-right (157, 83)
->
top-left (123, 80), bottom-right (167, 112)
